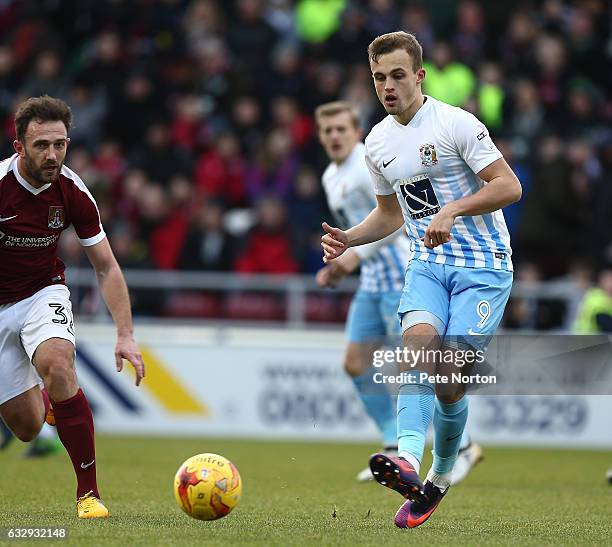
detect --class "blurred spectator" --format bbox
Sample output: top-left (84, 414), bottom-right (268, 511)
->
top-left (245, 129), bottom-right (300, 203)
top-left (268, 44), bottom-right (306, 101)
top-left (533, 34), bottom-right (568, 116)
top-left (503, 78), bottom-right (547, 159)
top-left (270, 96), bottom-right (313, 149)
top-left (194, 131), bottom-right (247, 207)
top-left (516, 136), bottom-right (591, 278)
top-left (183, 0), bottom-right (225, 51)
top-left (475, 62), bottom-right (504, 130)
top-left (573, 267), bottom-right (612, 333)
top-left (136, 184), bottom-right (189, 271)
top-left (235, 197), bottom-right (299, 273)
top-left (288, 166), bottom-right (330, 268)
top-left (423, 41), bottom-right (475, 107)
top-left (226, 0), bottom-right (279, 87)
top-left (453, 0), bottom-right (487, 67)
top-left (324, 5), bottom-right (371, 66)
top-left (79, 31), bottom-right (125, 101)
top-left (500, 11), bottom-right (538, 77)
top-left (366, 0), bottom-right (400, 38)
top-left (65, 80), bottom-right (107, 150)
top-left (21, 50), bottom-right (66, 98)
top-left (169, 94), bottom-right (208, 152)
top-left (106, 72), bottom-right (163, 147)
top-left (231, 96), bottom-right (265, 156)
top-left (401, 4), bottom-right (435, 54)
top-left (295, 0), bottom-right (346, 44)
top-left (129, 121), bottom-right (193, 184)
top-left (93, 139), bottom-right (127, 201)
top-left (265, 0), bottom-right (296, 43)
top-left (179, 200), bottom-right (237, 271)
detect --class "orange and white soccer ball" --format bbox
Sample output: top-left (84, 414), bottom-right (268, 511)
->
top-left (173, 453), bottom-right (242, 520)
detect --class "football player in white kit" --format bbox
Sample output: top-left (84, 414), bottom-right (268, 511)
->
top-left (315, 101), bottom-right (483, 485)
top-left (315, 101), bottom-right (408, 480)
top-left (321, 32), bottom-right (521, 527)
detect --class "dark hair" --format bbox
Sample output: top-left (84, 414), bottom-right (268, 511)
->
top-left (314, 101), bottom-right (361, 129)
top-left (14, 95), bottom-right (72, 142)
top-left (368, 31), bottom-right (423, 72)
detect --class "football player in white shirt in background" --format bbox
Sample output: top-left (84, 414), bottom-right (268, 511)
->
top-left (315, 101), bottom-right (482, 485)
top-left (321, 32), bottom-right (521, 528)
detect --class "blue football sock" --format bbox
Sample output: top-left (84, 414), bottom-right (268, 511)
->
top-left (432, 396), bottom-right (469, 474)
top-left (352, 368), bottom-right (396, 447)
top-left (397, 371), bottom-right (435, 468)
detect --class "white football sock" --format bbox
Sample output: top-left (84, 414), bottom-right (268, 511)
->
top-left (426, 467), bottom-right (451, 491)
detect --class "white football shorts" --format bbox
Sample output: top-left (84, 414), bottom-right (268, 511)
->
top-left (0, 285), bottom-right (75, 406)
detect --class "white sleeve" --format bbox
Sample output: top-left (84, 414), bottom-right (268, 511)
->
top-left (354, 227), bottom-right (405, 260)
top-left (365, 149), bottom-right (395, 195)
top-left (451, 110), bottom-right (502, 175)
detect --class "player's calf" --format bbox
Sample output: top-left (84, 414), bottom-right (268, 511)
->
top-left (0, 386), bottom-right (46, 442)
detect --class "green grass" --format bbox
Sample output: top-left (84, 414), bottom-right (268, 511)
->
top-left (0, 436), bottom-right (611, 545)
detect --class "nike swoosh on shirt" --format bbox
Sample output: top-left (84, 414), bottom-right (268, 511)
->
top-left (467, 328), bottom-right (485, 336)
top-left (382, 157), bottom-right (397, 168)
top-left (81, 459), bottom-right (95, 469)
top-left (0, 215), bottom-right (17, 222)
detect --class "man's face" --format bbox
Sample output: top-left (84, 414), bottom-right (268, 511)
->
top-left (318, 111), bottom-right (361, 163)
top-left (370, 49), bottom-right (425, 118)
top-left (15, 119), bottom-right (69, 186)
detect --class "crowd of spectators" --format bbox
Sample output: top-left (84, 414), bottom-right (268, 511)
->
top-left (1, 0), bottom-right (610, 325)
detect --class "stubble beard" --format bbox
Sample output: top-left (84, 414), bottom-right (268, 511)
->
top-left (23, 153), bottom-right (60, 186)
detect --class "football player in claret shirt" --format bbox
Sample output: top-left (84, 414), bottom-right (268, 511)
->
top-left (321, 32), bottom-right (521, 528)
top-left (0, 96), bottom-right (145, 518)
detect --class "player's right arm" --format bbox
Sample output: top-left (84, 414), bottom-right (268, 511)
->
top-left (321, 193), bottom-right (404, 262)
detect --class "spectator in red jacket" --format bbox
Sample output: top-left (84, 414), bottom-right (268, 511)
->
top-left (235, 196), bottom-right (299, 273)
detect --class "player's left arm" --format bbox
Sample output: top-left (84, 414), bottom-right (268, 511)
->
top-left (424, 109), bottom-right (522, 249)
top-left (84, 238), bottom-right (145, 385)
top-left (424, 158), bottom-right (522, 248)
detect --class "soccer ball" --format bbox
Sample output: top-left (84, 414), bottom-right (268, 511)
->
top-left (173, 453), bottom-right (242, 520)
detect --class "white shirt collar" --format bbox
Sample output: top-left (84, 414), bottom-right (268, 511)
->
top-left (11, 154), bottom-right (52, 195)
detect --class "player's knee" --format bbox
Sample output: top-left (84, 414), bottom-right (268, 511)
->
top-left (46, 359), bottom-right (76, 386)
top-left (343, 354), bottom-right (362, 377)
top-left (343, 345), bottom-right (369, 377)
top-left (33, 339), bottom-right (76, 382)
top-left (38, 353), bottom-right (76, 387)
top-left (436, 390), bottom-right (464, 405)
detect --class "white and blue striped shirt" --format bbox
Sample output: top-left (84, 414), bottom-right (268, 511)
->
top-left (322, 142), bottom-right (411, 292)
top-left (365, 96), bottom-right (513, 271)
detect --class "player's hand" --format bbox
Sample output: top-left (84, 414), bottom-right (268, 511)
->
top-left (321, 222), bottom-right (349, 262)
top-left (115, 334), bottom-right (145, 386)
top-left (422, 207), bottom-right (455, 249)
top-left (316, 265), bottom-right (341, 288)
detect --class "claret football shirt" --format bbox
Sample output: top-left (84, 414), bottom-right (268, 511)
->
top-left (0, 154), bottom-right (105, 304)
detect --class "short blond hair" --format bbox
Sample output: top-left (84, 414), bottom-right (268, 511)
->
top-left (314, 101), bottom-right (360, 129)
top-left (368, 31), bottom-right (423, 72)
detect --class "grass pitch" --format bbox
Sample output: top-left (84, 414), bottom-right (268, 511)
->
top-left (0, 436), bottom-right (611, 545)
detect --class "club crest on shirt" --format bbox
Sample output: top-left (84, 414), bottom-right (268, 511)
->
top-left (48, 206), bottom-right (65, 229)
top-left (419, 143), bottom-right (438, 166)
